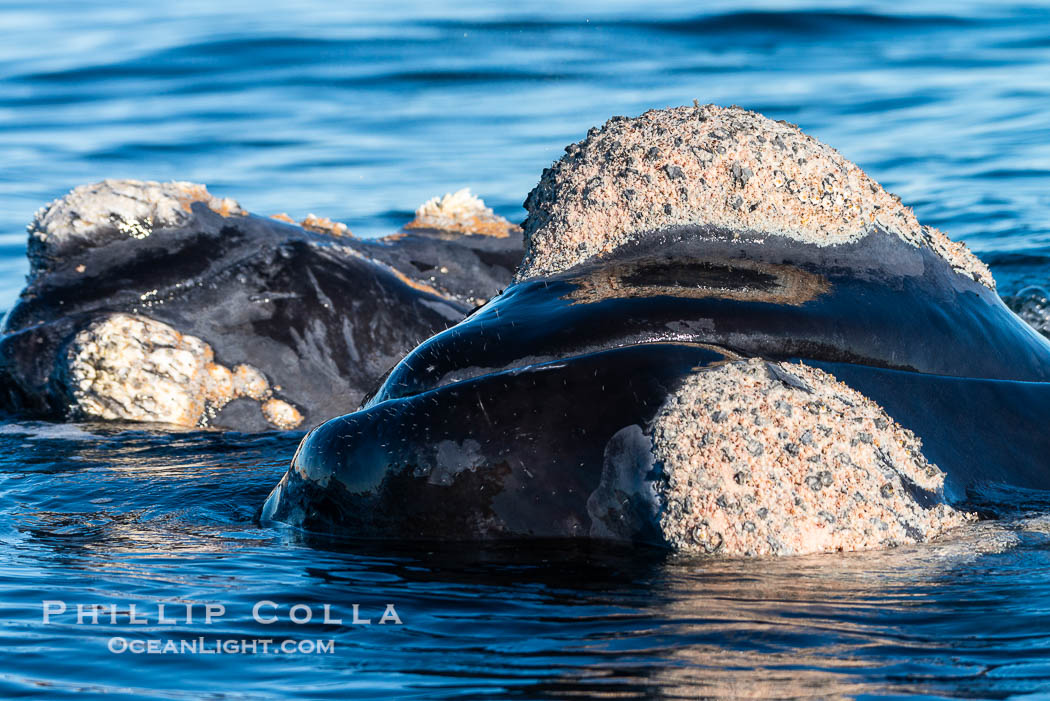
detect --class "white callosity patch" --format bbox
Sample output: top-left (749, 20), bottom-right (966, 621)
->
top-left (519, 105), bottom-right (993, 288)
top-left (28, 179), bottom-right (244, 274)
top-left (64, 314), bottom-right (302, 429)
top-left (232, 364), bottom-right (271, 401)
top-left (270, 213), bottom-right (352, 237)
top-left (65, 314), bottom-right (215, 426)
top-left (261, 398), bottom-right (305, 431)
top-left (649, 358), bottom-right (973, 557)
top-left (406, 188), bottom-right (517, 237)
top-left (299, 214), bottom-right (352, 237)
top-left (205, 363), bottom-right (235, 405)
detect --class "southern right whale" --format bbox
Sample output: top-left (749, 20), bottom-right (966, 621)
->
top-left (263, 105), bottom-right (1050, 556)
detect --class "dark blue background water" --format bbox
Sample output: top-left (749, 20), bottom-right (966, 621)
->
top-left (2, 2), bottom-right (1050, 698)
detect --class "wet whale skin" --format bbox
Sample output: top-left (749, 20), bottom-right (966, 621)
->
top-left (263, 226), bottom-right (1050, 541)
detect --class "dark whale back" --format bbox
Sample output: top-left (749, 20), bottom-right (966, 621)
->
top-left (0, 201), bottom-right (520, 428)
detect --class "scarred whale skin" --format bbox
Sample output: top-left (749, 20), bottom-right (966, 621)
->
top-left (0, 181), bottom-right (521, 431)
top-left (263, 105), bottom-right (1050, 556)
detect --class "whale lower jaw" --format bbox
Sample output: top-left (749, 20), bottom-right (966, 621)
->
top-left (263, 343), bottom-right (975, 557)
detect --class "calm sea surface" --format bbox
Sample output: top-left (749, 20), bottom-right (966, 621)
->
top-left (2, 2), bottom-right (1050, 697)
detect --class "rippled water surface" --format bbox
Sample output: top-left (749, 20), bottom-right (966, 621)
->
top-left (2, 1), bottom-right (1050, 697)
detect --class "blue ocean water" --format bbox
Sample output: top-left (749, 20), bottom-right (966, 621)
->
top-left (2, 1), bottom-right (1050, 697)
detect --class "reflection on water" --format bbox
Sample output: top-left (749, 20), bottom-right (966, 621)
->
top-left (2, 421), bottom-right (1049, 698)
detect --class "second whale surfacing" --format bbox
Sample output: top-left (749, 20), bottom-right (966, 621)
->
top-left (0, 182), bottom-right (521, 431)
top-left (263, 105), bottom-right (1050, 556)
